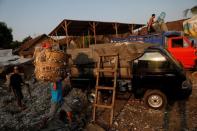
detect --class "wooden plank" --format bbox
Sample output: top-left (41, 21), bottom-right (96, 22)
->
top-left (97, 69), bottom-right (115, 73)
top-left (94, 104), bottom-right (112, 109)
top-left (96, 86), bottom-right (115, 90)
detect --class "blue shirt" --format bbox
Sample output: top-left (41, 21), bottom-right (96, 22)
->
top-left (50, 81), bottom-right (63, 103)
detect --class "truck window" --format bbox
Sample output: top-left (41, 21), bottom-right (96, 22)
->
top-left (137, 52), bottom-right (173, 71)
top-left (171, 38), bottom-right (189, 48)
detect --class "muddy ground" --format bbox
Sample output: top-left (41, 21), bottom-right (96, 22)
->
top-left (0, 71), bottom-right (197, 131)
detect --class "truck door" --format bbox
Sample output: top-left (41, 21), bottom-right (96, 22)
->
top-left (167, 37), bottom-right (196, 68)
top-left (132, 51), bottom-right (178, 91)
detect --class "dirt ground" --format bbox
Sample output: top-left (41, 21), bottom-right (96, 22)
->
top-left (93, 71), bottom-right (197, 131)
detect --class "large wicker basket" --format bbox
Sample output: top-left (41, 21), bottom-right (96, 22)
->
top-left (34, 48), bottom-right (67, 82)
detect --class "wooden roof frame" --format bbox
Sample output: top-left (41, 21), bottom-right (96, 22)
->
top-left (48, 19), bottom-right (144, 45)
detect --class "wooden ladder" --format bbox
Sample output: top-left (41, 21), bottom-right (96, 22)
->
top-left (92, 54), bottom-right (118, 126)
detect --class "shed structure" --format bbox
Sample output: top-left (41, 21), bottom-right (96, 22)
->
top-left (48, 19), bottom-right (144, 47)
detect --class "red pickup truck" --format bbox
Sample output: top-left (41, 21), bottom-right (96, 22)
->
top-left (112, 31), bottom-right (197, 69)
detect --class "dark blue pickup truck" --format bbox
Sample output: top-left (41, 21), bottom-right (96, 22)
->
top-left (112, 31), bottom-right (197, 69)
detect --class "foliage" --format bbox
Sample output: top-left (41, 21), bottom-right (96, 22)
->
top-left (0, 22), bottom-right (13, 49)
top-left (22, 36), bottom-right (32, 43)
top-left (10, 40), bottom-right (22, 49)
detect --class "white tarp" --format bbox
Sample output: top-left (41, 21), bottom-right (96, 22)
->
top-left (0, 49), bottom-right (32, 67)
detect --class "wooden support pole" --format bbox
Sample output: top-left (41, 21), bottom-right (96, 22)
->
top-left (82, 34), bottom-right (85, 48)
top-left (61, 20), bottom-right (71, 49)
top-left (55, 31), bottom-right (59, 45)
top-left (112, 23), bottom-right (119, 38)
top-left (89, 22), bottom-right (98, 45)
top-left (88, 30), bottom-right (90, 47)
top-left (129, 24), bottom-right (135, 35)
top-left (65, 21), bottom-right (69, 49)
top-left (93, 22), bottom-right (96, 45)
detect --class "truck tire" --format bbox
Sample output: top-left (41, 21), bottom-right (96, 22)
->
top-left (144, 89), bottom-right (167, 110)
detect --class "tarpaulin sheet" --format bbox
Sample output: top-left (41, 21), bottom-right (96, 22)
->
top-left (0, 49), bottom-right (32, 67)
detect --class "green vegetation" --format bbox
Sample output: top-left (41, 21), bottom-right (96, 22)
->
top-left (0, 22), bottom-right (13, 49)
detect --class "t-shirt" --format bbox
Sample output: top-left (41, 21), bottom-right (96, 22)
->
top-left (148, 17), bottom-right (154, 27)
top-left (50, 81), bottom-right (63, 103)
top-left (10, 73), bottom-right (23, 89)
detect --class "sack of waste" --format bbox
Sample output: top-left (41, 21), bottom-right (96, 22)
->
top-left (34, 47), bottom-right (67, 82)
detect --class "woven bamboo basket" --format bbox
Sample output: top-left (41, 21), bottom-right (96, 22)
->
top-left (34, 49), bottom-right (67, 82)
top-left (35, 70), bottom-right (63, 82)
top-left (45, 50), bottom-right (66, 63)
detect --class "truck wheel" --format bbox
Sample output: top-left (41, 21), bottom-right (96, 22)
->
top-left (144, 90), bottom-right (167, 110)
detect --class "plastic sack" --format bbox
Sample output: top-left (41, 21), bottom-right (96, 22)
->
top-left (183, 15), bottom-right (197, 38)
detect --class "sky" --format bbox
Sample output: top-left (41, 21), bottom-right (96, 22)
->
top-left (0, 0), bottom-right (196, 41)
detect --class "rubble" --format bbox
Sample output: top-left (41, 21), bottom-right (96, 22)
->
top-left (0, 79), bottom-right (93, 131)
top-left (0, 70), bottom-right (197, 131)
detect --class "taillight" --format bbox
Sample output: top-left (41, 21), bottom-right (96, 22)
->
top-left (195, 51), bottom-right (197, 56)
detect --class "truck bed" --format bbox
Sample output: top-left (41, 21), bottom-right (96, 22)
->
top-left (67, 42), bottom-right (152, 79)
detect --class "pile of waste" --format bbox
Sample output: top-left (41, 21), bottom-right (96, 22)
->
top-left (0, 79), bottom-right (92, 131)
top-left (183, 15), bottom-right (197, 37)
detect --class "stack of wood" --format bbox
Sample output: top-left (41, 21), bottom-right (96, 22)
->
top-left (34, 48), bottom-right (67, 82)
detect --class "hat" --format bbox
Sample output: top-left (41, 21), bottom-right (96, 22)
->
top-left (42, 42), bottom-right (52, 49)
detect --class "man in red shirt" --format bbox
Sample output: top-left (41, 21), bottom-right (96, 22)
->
top-left (147, 14), bottom-right (156, 34)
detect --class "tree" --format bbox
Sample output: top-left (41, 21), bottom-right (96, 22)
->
top-left (10, 40), bottom-right (22, 49)
top-left (22, 36), bottom-right (32, 43)
top-left (0, 22), bottom-right (13, 49)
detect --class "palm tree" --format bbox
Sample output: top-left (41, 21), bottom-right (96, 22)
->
top-left (183, 5), bottom-right (197, 17)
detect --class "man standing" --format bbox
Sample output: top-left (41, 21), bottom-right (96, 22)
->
top-left (9, 66), bottom-right (26, 109)
top-left (40, 75), bottom-right (72, 128)
top-left (147, 14), bottom-right (156, 34)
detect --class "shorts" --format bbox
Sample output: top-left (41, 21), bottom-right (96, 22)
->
top-left (48, 102), bottom-right (61, 120)
top-left (61, 98), bottom-right (72, 112)
top-left (12, 88), bottom-right (23, 100)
